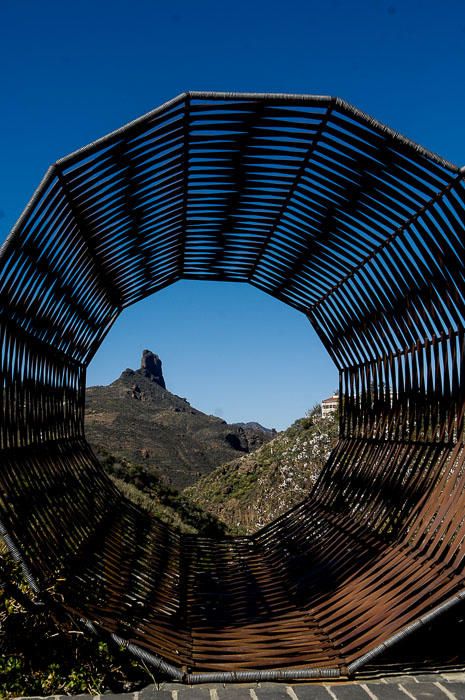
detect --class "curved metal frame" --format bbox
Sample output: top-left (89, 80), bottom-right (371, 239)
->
top-left (1, 92), bottom-right (465, 682)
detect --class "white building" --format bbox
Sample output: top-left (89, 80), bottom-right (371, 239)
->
top-left (321, 392), bottom-right (339, 418)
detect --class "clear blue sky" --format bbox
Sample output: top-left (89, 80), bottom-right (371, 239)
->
top-left (1, 0), bottom-right (465, 429)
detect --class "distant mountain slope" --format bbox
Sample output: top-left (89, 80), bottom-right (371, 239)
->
top-left (85, 350), bottom-right (275, 490)
top-left (185, 410), bottom-right (338, 534)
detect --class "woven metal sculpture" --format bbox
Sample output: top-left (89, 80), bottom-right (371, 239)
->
top-left (1, 92), bottom-right (465, 683)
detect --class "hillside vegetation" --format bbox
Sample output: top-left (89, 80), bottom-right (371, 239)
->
top-left (94, 408), bottom-right (338, 536)
top-left (185, 408), bottom-right (339, 534)
top-left (99, 450), bottom-right (228, 536)
top-left (0, 545), bottom-right (153, 697)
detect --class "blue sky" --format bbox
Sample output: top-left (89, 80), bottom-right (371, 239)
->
top-left (1, 0), bottom-right (465, 429)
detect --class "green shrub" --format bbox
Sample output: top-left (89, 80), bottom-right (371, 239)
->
top-left (0, 547), bottom-right (154, 698)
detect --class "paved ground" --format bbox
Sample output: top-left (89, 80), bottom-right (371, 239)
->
top-left (14, 672), bottom-right (465, 700)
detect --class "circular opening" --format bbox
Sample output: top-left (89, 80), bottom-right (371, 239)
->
top-left (85, 280), bottom-right (338, 534)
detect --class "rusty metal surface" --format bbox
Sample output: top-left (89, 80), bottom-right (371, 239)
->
top-left (0, 92), bottom-right (464, 681)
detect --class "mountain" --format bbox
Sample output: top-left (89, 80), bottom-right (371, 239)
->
top-left (85, 350), bottom-right (275, 490)
top-left (85, 350), bottom-right (336, 535)
top-left (184, 409), bottom-right (338, 534)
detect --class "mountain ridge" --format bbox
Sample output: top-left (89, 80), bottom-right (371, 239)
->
top-left (85, 350), bottom-right (275, 490)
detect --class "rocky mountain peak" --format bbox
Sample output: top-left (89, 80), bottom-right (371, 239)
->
top-left (138, 349), bottom-right (166, 389)
top-left (87, 350), bottom-right (276, 490)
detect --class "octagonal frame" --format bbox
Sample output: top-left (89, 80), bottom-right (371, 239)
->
top-left (1, 92), bottom-right (465, 682)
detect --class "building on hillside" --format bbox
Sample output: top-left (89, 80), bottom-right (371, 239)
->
top-left (321, 392), bottom-right (339, 418)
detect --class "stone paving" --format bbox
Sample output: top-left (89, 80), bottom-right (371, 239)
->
top-left (13, 672), bottom-right (465, 700)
